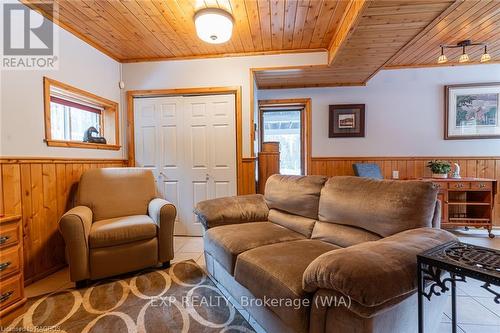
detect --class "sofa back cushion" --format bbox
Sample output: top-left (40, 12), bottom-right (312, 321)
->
top-left (76, 168), bottom-right (156, 221)
top-left (268, 209), bottom-right (316, 237)
top-left (265, 174), bottom-right (328, 219)
top-left (317, 176), bottom-right (438, 237)
top-left (311, 221), bottom-right (381, 247)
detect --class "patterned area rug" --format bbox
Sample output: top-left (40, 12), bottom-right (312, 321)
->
top-left (6, 261), bottom-right (255, 332)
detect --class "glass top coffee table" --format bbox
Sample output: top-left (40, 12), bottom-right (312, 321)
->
top-left (417, 241), bottom-right (499, 333)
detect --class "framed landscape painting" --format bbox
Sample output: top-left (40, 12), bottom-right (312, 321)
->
top-left (445, 83), bottom-right (500, 139)
top-left (329, 104), bottom-right (365, 138)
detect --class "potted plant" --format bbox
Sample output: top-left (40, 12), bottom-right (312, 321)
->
top-left (427, 160), bottom-right (451, 179)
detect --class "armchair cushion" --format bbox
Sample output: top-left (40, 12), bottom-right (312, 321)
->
top-left (89, 215), bottom-right (157, 249)
top-left (302, 228), bottom-right (457, 309)
top-left (194, 194), bottom-right (269, 229)
top-left (76, 168), bottom-right (156, 221)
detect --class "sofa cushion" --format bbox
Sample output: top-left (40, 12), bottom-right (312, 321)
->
top-left (268, 209), bottom-right (317, 237)
top-left (234, 240), bottom-right (340, 333)
top-left (204, 222), bottom-right (305, 274)
top-left (265, 175), bottom-right (328, 219)
top-left (76, 168), bottom-right (157, 221)
top-left (311, 221), bottom-right (381, 247)
top-left (318, 176), bottom-right (438, 237)
top-left (89, 215), bottom-right (157, 248)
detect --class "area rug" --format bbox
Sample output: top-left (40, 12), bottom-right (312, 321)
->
top-left (6, 261), bottom-right (255, 332)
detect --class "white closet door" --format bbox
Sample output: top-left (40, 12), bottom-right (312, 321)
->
top-left (134, 94), bottom-right (236, 236)
top-left (134, 97), bottom-right (185, 234)
top-left (183, 94), bottom-right (236, 235)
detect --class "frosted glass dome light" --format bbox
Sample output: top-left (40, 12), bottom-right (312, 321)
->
top-left (194, 8), bottom-right (234, 44)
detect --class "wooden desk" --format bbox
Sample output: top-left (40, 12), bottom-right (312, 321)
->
top-left (421, 178), bottom-right (497, 238)
top-left (0, 215), bottom-right (26, 323)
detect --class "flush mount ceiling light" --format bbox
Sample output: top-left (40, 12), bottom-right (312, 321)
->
top-left (437, 40), bottom-right (491, 64)
top-left (194, 8), bottom-right (234, 44)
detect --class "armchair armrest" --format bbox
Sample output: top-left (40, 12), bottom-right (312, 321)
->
top-left (59, 206), bottom-right (93, 282)
top-left (303, 228), bottom-right (456, 312)
top-left (149, 198), bottom-right (176, 263)
top-left (194, 194), bottom-right (269, 229)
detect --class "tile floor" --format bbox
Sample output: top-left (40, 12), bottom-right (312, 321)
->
top-left (24, 230), bottom-right (500, 333)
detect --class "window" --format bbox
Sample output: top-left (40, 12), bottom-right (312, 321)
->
top-left (44, 77), bottom-right (120, 150)
top-left (261, 110), bottom-right (303, 175)
top-left (50, 96), bottom-right (102, 141)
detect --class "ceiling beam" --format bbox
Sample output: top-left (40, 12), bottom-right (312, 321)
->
top-left (327, 0), bottom-right (369, 65)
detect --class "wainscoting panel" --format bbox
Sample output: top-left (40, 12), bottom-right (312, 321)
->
top-left (0, 158), bottom-right (127, 284)
top-left (310, 157), bottom-right (500, 226)
top-left (240, 157), bottom-right (256, 195)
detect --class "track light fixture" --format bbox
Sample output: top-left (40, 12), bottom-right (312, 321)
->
top-left (437, 40), bottom-right (491, 64)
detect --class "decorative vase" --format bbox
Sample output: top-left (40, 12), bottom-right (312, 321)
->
top-left (432, 173), bottom-right (448, 179)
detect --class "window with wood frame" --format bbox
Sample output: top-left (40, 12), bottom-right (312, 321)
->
top-left (44, 77), bottom-right (120, 150)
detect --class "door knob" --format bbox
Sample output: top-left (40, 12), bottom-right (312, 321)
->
top-left (206, 174), bottom-right (210, 181)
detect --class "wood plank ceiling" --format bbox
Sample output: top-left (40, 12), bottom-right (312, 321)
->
top-left (23, 0), bottom-right (352, 62)
top-left (255, 0), bottom-right (456, 88)
top-left (386, 0), bottom-right (500, 68)
top-left (255, 0), bottom-right (500, 88)
top-left (23, 0), bottom-right (500, 88)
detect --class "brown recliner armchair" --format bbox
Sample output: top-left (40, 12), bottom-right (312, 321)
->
top-left (58, 168), bottom-right (176, 288)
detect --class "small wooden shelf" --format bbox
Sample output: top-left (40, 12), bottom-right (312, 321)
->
top-left (423, 178), bottom-right (497, 238)
top-left (45, 139), bottom-right (121, 151)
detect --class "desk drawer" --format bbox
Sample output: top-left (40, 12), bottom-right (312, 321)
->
top-left (432, 182), bottom-right (447, 190)
top-left (0, 223), bottom-right (20, 249)
top-left (0, 246), bottom-right (21, 279)
top-left (448, 182), bottom-right (470, 190)
top-left (471, 182), bottom-right (492, 190)
top-left (0, 274), bottom-right (22, 311)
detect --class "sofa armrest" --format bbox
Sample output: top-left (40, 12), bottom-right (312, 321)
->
top-left (59, 206), bottom-right (93, 282)
top-left (149, 198), bottom-right (176, 262)
top-left (194, 194), bottom-right (269, 229)
top-left (303, 227), bottom-right (457, 310)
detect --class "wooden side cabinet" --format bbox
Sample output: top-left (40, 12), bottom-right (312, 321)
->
top-left (423, 178), bottom-right (497, 238)
top-left (0, 215), bottom-right (26, 324)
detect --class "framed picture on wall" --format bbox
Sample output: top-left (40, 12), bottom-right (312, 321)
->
top-left (445, 83), bottom-right (500, 140)
top-left (329, 104), bottom-right (365, 138)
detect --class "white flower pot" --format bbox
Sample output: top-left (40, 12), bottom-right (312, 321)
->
top-left (432, 173), bottom-right (448, 179)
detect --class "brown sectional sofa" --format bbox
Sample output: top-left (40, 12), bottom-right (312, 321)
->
top-left (194, 175), bottom-right (457, 333)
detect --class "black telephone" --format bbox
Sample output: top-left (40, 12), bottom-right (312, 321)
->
top-left (83, 127), bottom-right (107, 144)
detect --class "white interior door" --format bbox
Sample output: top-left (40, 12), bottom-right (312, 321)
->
top-left (134, 94), bottom-right (236, 236)
top-left (183, 95), bottom-right (237, 235)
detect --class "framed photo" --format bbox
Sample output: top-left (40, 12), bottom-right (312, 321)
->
top-left (445, 83), bottom-right (500, 140)
top-left (329, 104), bottom-right (365, 138)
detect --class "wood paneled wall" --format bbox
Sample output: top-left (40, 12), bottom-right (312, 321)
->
top-left (240, 158), bottom-right (257, 195)
top-left (310, 157), bottom-right (500, 226)
top-left (0, 158), bottom-right (127, 284)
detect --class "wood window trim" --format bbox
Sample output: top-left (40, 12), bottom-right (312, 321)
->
top-left (258, 98), bottom-right (312, 175)
top-left (43, 77), bottom-right (121, 150)
top-left (126, 86), bottom-right (245, 194)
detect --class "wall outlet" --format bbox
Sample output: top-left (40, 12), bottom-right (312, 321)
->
top-left (392, 170), bottom-right (399, 179)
